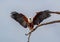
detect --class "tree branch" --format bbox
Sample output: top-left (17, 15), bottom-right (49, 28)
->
top-left (27, 33), bottom-right (31, 42)
top-left (26, 20), bottom-right (60, 35)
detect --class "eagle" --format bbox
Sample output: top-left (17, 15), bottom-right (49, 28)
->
top-left (11, 10), bottom-right (60, 30)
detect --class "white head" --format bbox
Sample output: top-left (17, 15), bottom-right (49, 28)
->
top-left (28, 18), bottom-right (33, 23)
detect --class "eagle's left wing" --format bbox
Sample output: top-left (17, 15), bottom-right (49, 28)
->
top-left (33, 10), bottom-right (51, 25)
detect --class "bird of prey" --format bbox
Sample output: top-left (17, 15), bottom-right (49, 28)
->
top-left (11, 10), bottom-right (60, 30)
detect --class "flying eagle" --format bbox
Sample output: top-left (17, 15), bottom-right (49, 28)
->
top-left (11, 10), bottom-right (60, 30)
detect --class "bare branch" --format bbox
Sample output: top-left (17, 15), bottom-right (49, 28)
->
top-left (49, 11), bottom-right (60, 14)
top-left (27, 33), bottom-right (31, 42)
top-left (26, 20), bottom-right (60, 35)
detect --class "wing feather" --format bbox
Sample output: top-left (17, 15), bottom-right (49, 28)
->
top-left (33, 10), bottom-right (51, 25)
top-left (11, 12), bottom-right (29, 28)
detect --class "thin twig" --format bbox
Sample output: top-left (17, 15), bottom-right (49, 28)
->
top-left (27, 33), bottom-right (31, 42)
top-left (26, 20), bottom-right (60, 35)
top-left (49, 11), bottom-right (60, 15)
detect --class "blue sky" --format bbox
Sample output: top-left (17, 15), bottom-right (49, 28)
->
top-left (0, 0), bottom-right (60, 42)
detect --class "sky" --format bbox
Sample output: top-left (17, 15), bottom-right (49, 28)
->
top-left (0, 0), bottom-right (60, 42)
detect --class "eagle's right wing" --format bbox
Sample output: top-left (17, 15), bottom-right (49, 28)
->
top-left (11, 11), bottom-right (29, 28)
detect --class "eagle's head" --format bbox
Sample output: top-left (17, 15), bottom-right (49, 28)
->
top-left (28, 18), bottom-right (33, 23)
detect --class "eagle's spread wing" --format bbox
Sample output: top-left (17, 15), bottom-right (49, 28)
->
top-left (11, 11), bottom-right (29, 28)
top-left (33, 10), bottom-right (51, 25)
